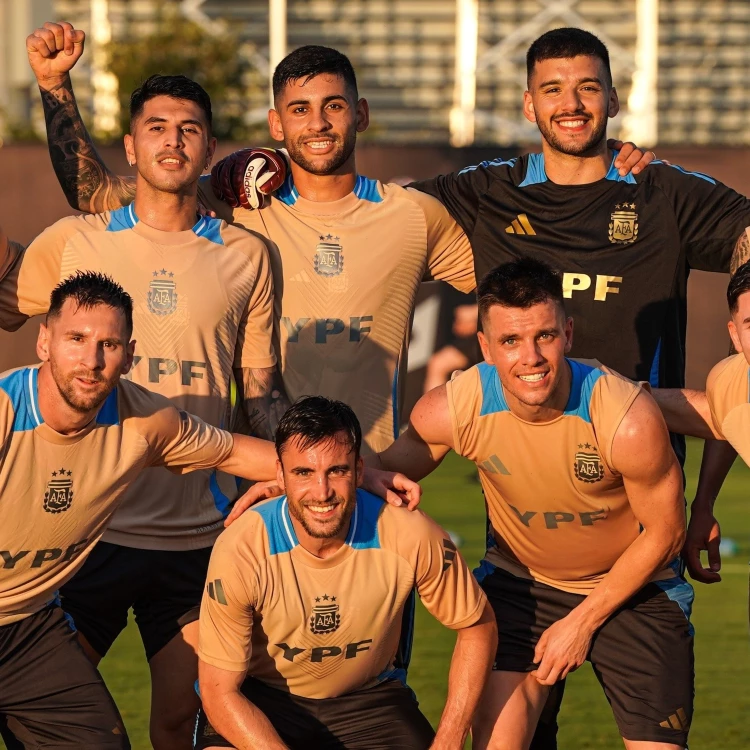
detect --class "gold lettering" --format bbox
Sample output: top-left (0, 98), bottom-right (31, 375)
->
top-left (562, 273), bottom-right (591, 298)
top-left (594, 275), bottom-right (623, 302)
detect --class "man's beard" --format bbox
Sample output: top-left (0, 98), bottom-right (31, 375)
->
top-left (536, 113), bottom-right (607, 157)
top-left (288, 493), bottom-right (356, 539)
top-left (286, 131), bottom-right (357, 176)
top-left (50, 361), bottom-right (113, 414)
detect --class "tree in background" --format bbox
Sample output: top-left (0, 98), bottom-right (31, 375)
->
top-left (108, 11), bottom-right (265, 142)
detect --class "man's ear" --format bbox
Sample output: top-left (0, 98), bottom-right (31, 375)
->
top-left (121, 339), bottom-right (136, 375)
top-left (275, 458), bottom-right (286, 491)
top-left (608, 86), bottom-right (620, 118)
top-left (728, 319), bottom-right (742, 355)
top-left (355, 98), bottom-right (370, 133)
top-left (205, 137), bottom-right (218, 171)
top-left (36, 323), bottom-right (50, 362)
top-left (355, 455), bottom-right (364, 488)
top-left (124, 134), bottom-right (136, 166)
top-left (564, 317), bottom-right (574, 354)
top-left (523, 91), bottom-right (536, 124)
top-left (478, 330), bottom-right (493, 364)
top-left (268, 109), bottom-right (284, 143)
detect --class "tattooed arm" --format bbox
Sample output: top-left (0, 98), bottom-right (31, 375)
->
top-left (729, 227), bottom-right (750, 277)
top-left (233, 366), bottom-right (290, 441)
top-left (27, 21), bottom-right (135, 213)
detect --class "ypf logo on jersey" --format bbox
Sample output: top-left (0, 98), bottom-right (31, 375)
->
top-left (314, 235), bottom-right (344, 276)
top-left (310, 594), bottom-right (340, 635)
top-left (574, 445), bottom-right (605, 483)
top-left (147, 269), bottom-right (177, 315)
top-left (608, 203), bottom-right (638, 244)
top-left (43, 468), bottom-right (74, 513)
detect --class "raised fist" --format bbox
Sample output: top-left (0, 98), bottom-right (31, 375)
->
top-left (27, 21), bottom-right (85, 88)
top-left (211, 148), bottom-right (288, 210)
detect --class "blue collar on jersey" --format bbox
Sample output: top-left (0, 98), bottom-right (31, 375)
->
top-left (0, 366), bottom-right (120, 433)
top-left (276, 173), bottom-right (383, 206)
top-left (105, 204), bottom-right (224, 245)
top-left (518, 151), bottom-right (637, 187)
top-left (252, 488), bottom-right (382, 556)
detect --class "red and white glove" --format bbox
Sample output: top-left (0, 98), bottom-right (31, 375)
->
top-left (210, 147), bottom-right (288, 210)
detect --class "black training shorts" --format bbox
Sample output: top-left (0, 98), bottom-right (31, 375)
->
top-left (0, 605), bottom-right (129, 749)
top-left (60, 541), bottom-right (212, 661)
top-left (478, 564), bottom-right (695, 746)
top-left (193, 677), bottom-right (435, 750)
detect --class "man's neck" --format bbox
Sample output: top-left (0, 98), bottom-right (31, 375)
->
top-left (36, 364), bottom-right (99, 435)
top-left (506, 360), bottom-right (573, 423)
top-left (540, 142), bottom-right (612, 186)
top-left (288, 156), bottom-right (357, 203)
top-left (133, 180), bottom-right (198, 232)
top-left (291, 518), bottom-right (351, 559)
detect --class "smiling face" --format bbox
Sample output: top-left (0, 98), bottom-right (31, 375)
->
top-left (38, 299), bottom-right (135, 415)
top-left (277, 431), bottom-right (362, 544)
top-left (124, 95), bottom-right (216, 194)
top-left (478, 299), bottom-right (574, 418)
top-left (523, 54), bottom-right (618, 157)
top-left (268, 73), bottom-right (369, 176)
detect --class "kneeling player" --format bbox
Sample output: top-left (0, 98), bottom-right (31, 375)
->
top-left (373, 259), bottom-right (692, 750)
top-left (195, 396), bottom-right (496, 750)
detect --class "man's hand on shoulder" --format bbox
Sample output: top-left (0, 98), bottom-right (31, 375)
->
top-left (608, 139), bottom-right (661, 177)
top-left (211, 148), bottom-right (288, 210)
top-left (26, 21), bottom-right (85, 89)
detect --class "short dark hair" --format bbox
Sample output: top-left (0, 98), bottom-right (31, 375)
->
top-left (527, 27), bottom-right (612, 87)
top-left (728, 260), bottom-right (750, 314)
top-left (275, 396), bottom-right (362, 460)
top-left (130, 74), bottom-right (212, 132)
top-left (477, 258), bottom-right (565, 324)
top-left (48, 271), bottom-right (134, 338)
top-left (272, 45), bottom-right (358, 100)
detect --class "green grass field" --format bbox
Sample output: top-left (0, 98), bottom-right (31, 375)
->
top-left (7, 438), bottom-right (750, 748)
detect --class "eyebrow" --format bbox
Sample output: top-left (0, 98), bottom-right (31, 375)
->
top-left (143, 116), bottom-right (204, 128)
top-left (286, 94), bottom-right (348, 108)
top-left (64, 329), bottom-right (124, 345)
top-left (538, 76), bottom-right (603, 88)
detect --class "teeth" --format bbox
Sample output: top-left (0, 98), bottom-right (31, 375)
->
top-left (307, 141), bottom-right (332, 149)
top-left (308, 504), bottom-right (335, 513)
top-left (519, 373), bottom-right (546, 382)
top-left (558, 120), bottom-right (586, 128)
top-left (160, 158), bottom-right (181, 164)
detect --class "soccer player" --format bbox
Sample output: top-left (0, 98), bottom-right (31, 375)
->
top-left (649, 260), bottom-right (750, 581)
top-left (0, 271), bottom-right (281, 749)
top-left (370, 259), bottom-right (691, 750)
top-left (11, 31), bottom-right (283, 749)
top-left (195, 395), bottom-right (496, 750)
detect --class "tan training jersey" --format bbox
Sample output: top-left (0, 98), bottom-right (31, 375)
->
top-left (0, 208), bottom-right (274, 550)
top-left (446, 358), bottom-right (662, 595)
top-left (198, 489), bottom-right (485, 698)
top-left (199, 174), bottom-right (475, 453)
top-left (706, 354), bottom-right (750, 465)
top-left (0, 365), bottom-right (234, 625)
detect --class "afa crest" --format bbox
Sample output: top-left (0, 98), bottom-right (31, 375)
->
top-left (44, 468), bottom-right (74, 513)
top-left (314, 235), bottom-right (344, 277)
top-left (574, 446), bottom-right (605, 484)
top-left (608, 203), bottom-right (638, 244)
top-left (147, 270), bottom-right (177, 315)
top-left (309, 594), bottom-right (340, 635)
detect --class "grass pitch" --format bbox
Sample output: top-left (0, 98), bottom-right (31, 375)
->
top-left (6, 438), bottom-right (748, 748)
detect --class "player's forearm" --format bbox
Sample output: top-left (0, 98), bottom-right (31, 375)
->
top-left (692, 439), bottom-right (737, 513)
top-left (432, 606), bottom-right (496, 749)
top-left (650, 388), bottom-right (720, 439)
top-left (373, 430), bottom-right (446, 481)
top-left (37, 73), bottom-right (135, 213)
top-left (234, 366), bottom-right (290, 441)
top-left (218, 435), bottom-right (278, 481)
top-left (570, 521), bottom-right (685, 633)
top-left (202, 690), bottom-right (288, 750)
